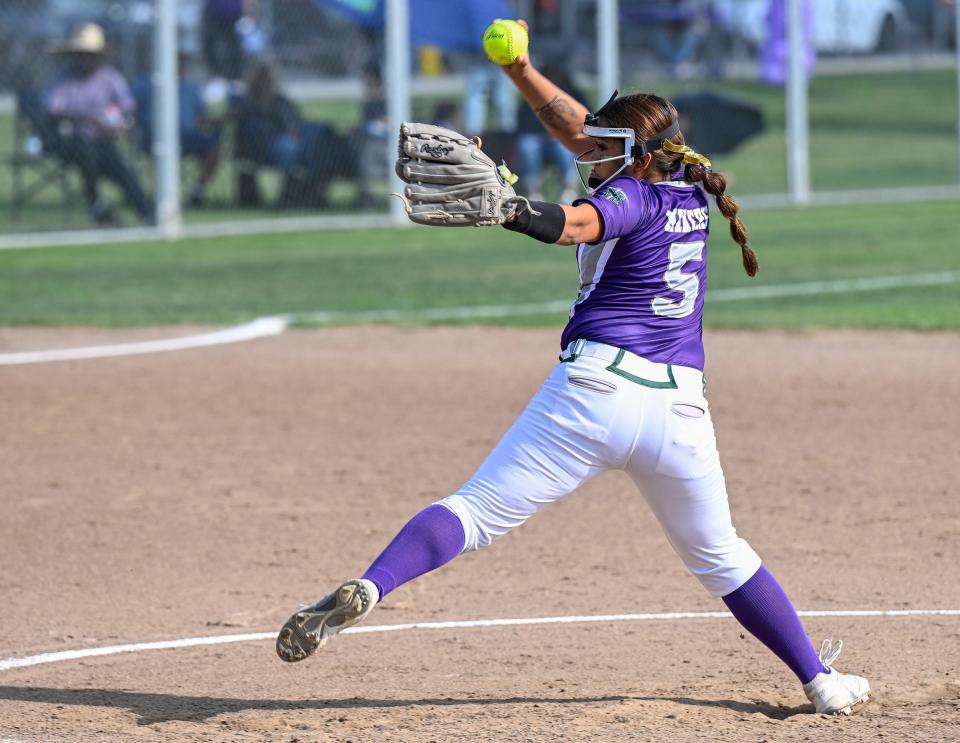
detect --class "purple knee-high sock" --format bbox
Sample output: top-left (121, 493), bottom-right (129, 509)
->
top-left (362, 504), bottom-right (465, 600)
top-left (722, 566), bottom-right (828, 684)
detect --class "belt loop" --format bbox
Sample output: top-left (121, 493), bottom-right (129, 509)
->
top-left (571, 338), bottom-right (586, 358)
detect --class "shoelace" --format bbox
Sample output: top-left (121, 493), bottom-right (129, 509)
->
top-left (818, 638), bottom-right (844, 669)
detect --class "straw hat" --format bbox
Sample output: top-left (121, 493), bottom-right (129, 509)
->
top-left (49, 23), bottom-right (107, 55)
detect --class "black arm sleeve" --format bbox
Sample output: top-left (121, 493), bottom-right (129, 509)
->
top-left (502, 201), bottom-right (566, 244)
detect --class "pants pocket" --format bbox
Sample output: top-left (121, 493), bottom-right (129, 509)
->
top-left (541, 360), bottom-right (622, 446)
top-left (655, 400), bottom-right (718, 479)
top-left (567, 374), bottom-right (618, 394)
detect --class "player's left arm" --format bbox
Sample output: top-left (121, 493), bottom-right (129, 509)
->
top-left (505, 202), bottom-right (601, 245)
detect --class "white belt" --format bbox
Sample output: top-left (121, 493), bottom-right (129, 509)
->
top-left (560, 339), bottom-right (703, 391)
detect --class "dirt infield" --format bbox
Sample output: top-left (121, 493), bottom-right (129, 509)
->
top-left (1, 326), bottom-right (958, 742)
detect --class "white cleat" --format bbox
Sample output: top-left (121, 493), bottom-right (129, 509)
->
top-left (276, 578), bottom-right (379, 663)
top-left (802, 639), bottom-right (871, 715)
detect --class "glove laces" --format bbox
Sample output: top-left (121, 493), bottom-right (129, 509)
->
top-left (389, 191), bottom-right (538, 224)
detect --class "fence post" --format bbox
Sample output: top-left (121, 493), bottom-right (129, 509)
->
top-left (386, 0), bottom-right (411, 225)
top-left (956, 0), bottom-right (960, 186)
top-left (154, 0), bottom-right (181, 236)
top-left (786, 0), bottom-right (811, 205)
top-left (596, 0), bottom-right (619, 106)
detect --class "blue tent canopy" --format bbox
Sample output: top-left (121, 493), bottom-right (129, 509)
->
top-left (314, 0), bottom-right (511, 50)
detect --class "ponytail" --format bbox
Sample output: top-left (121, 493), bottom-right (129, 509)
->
top-left (684, 164), bottom-right (758, 278)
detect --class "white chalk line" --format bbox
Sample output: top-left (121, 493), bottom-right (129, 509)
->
top-left (0, 317), bottom-right (288, 366)
top-left (288, 269), bottom-right (960, 324)
top-left (1, 609), bottom-right (958, 673)
top-left (0, 270), bottom-right (956, 366)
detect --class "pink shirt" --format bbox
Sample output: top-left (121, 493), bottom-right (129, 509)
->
top-left (46, 65), bottom-right (135, 139)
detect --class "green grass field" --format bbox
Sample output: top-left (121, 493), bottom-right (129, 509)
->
top-left (0, 197), bottom-right (957, 330)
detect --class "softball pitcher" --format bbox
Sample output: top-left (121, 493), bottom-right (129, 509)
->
top-left (276, 26), bottom-right (870, 716)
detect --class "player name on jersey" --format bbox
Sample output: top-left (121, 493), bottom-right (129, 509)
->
top-left (665, 207), bottom-right (708, 233)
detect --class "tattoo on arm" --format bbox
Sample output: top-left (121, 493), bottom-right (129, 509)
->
top-left (536, 96), bottom-right (579, 131)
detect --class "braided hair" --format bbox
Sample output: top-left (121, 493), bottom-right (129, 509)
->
top-left (601, 93), bottom-right (758, 277)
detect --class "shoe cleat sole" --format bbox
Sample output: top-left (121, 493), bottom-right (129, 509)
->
top-left (275, 579), bottom-right (377, 663)
top-left (830, 692), bottom-right (870, 716)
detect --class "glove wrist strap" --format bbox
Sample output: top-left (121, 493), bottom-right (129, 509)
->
top-left (502, 201), bottom-right (565, 244)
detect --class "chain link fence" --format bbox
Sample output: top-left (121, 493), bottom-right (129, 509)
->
top-left (0, 0), bottom-right (388, 237)
top-left (0, 0), bottom-right (958, 245)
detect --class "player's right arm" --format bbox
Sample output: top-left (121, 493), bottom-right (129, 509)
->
top-left (497, 22), bottom-right (590, 156)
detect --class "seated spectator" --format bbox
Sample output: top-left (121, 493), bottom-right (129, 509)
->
top-left (45, 23), bottom-right (152, 225)
top-left (514, 64), bottom-right (581, 204)
top-left (202, 0), bottom-right (257, 82)
top-left (134, 52), bottom-right (224, 207)
top-left (353, 63), bottom-right (388, 209)
top-left (180, 54), bottom-right (224, 207)
top-left (233, 59), bottom-right (333, 208)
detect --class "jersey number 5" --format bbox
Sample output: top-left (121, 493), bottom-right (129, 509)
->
top-left (652, 240), bottom-right (704, 318)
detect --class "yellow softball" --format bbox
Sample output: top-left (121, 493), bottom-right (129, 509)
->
top-left (482, 19), bottom-right (528, 66)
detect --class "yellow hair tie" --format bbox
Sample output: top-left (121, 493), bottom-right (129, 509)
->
top-left (662, 140), bottom-right (712, 168)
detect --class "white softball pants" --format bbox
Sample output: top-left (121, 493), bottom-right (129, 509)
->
top-left (439, 341), bottom-right (761, 598)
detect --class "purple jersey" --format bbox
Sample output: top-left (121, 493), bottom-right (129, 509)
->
top-left (561, 175), bottom-right (710, 371)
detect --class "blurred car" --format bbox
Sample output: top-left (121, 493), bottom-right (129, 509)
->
top-left (899, 0), bottom-right (957, 49)
top-left (716, 0), bottom-right (914, 55)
